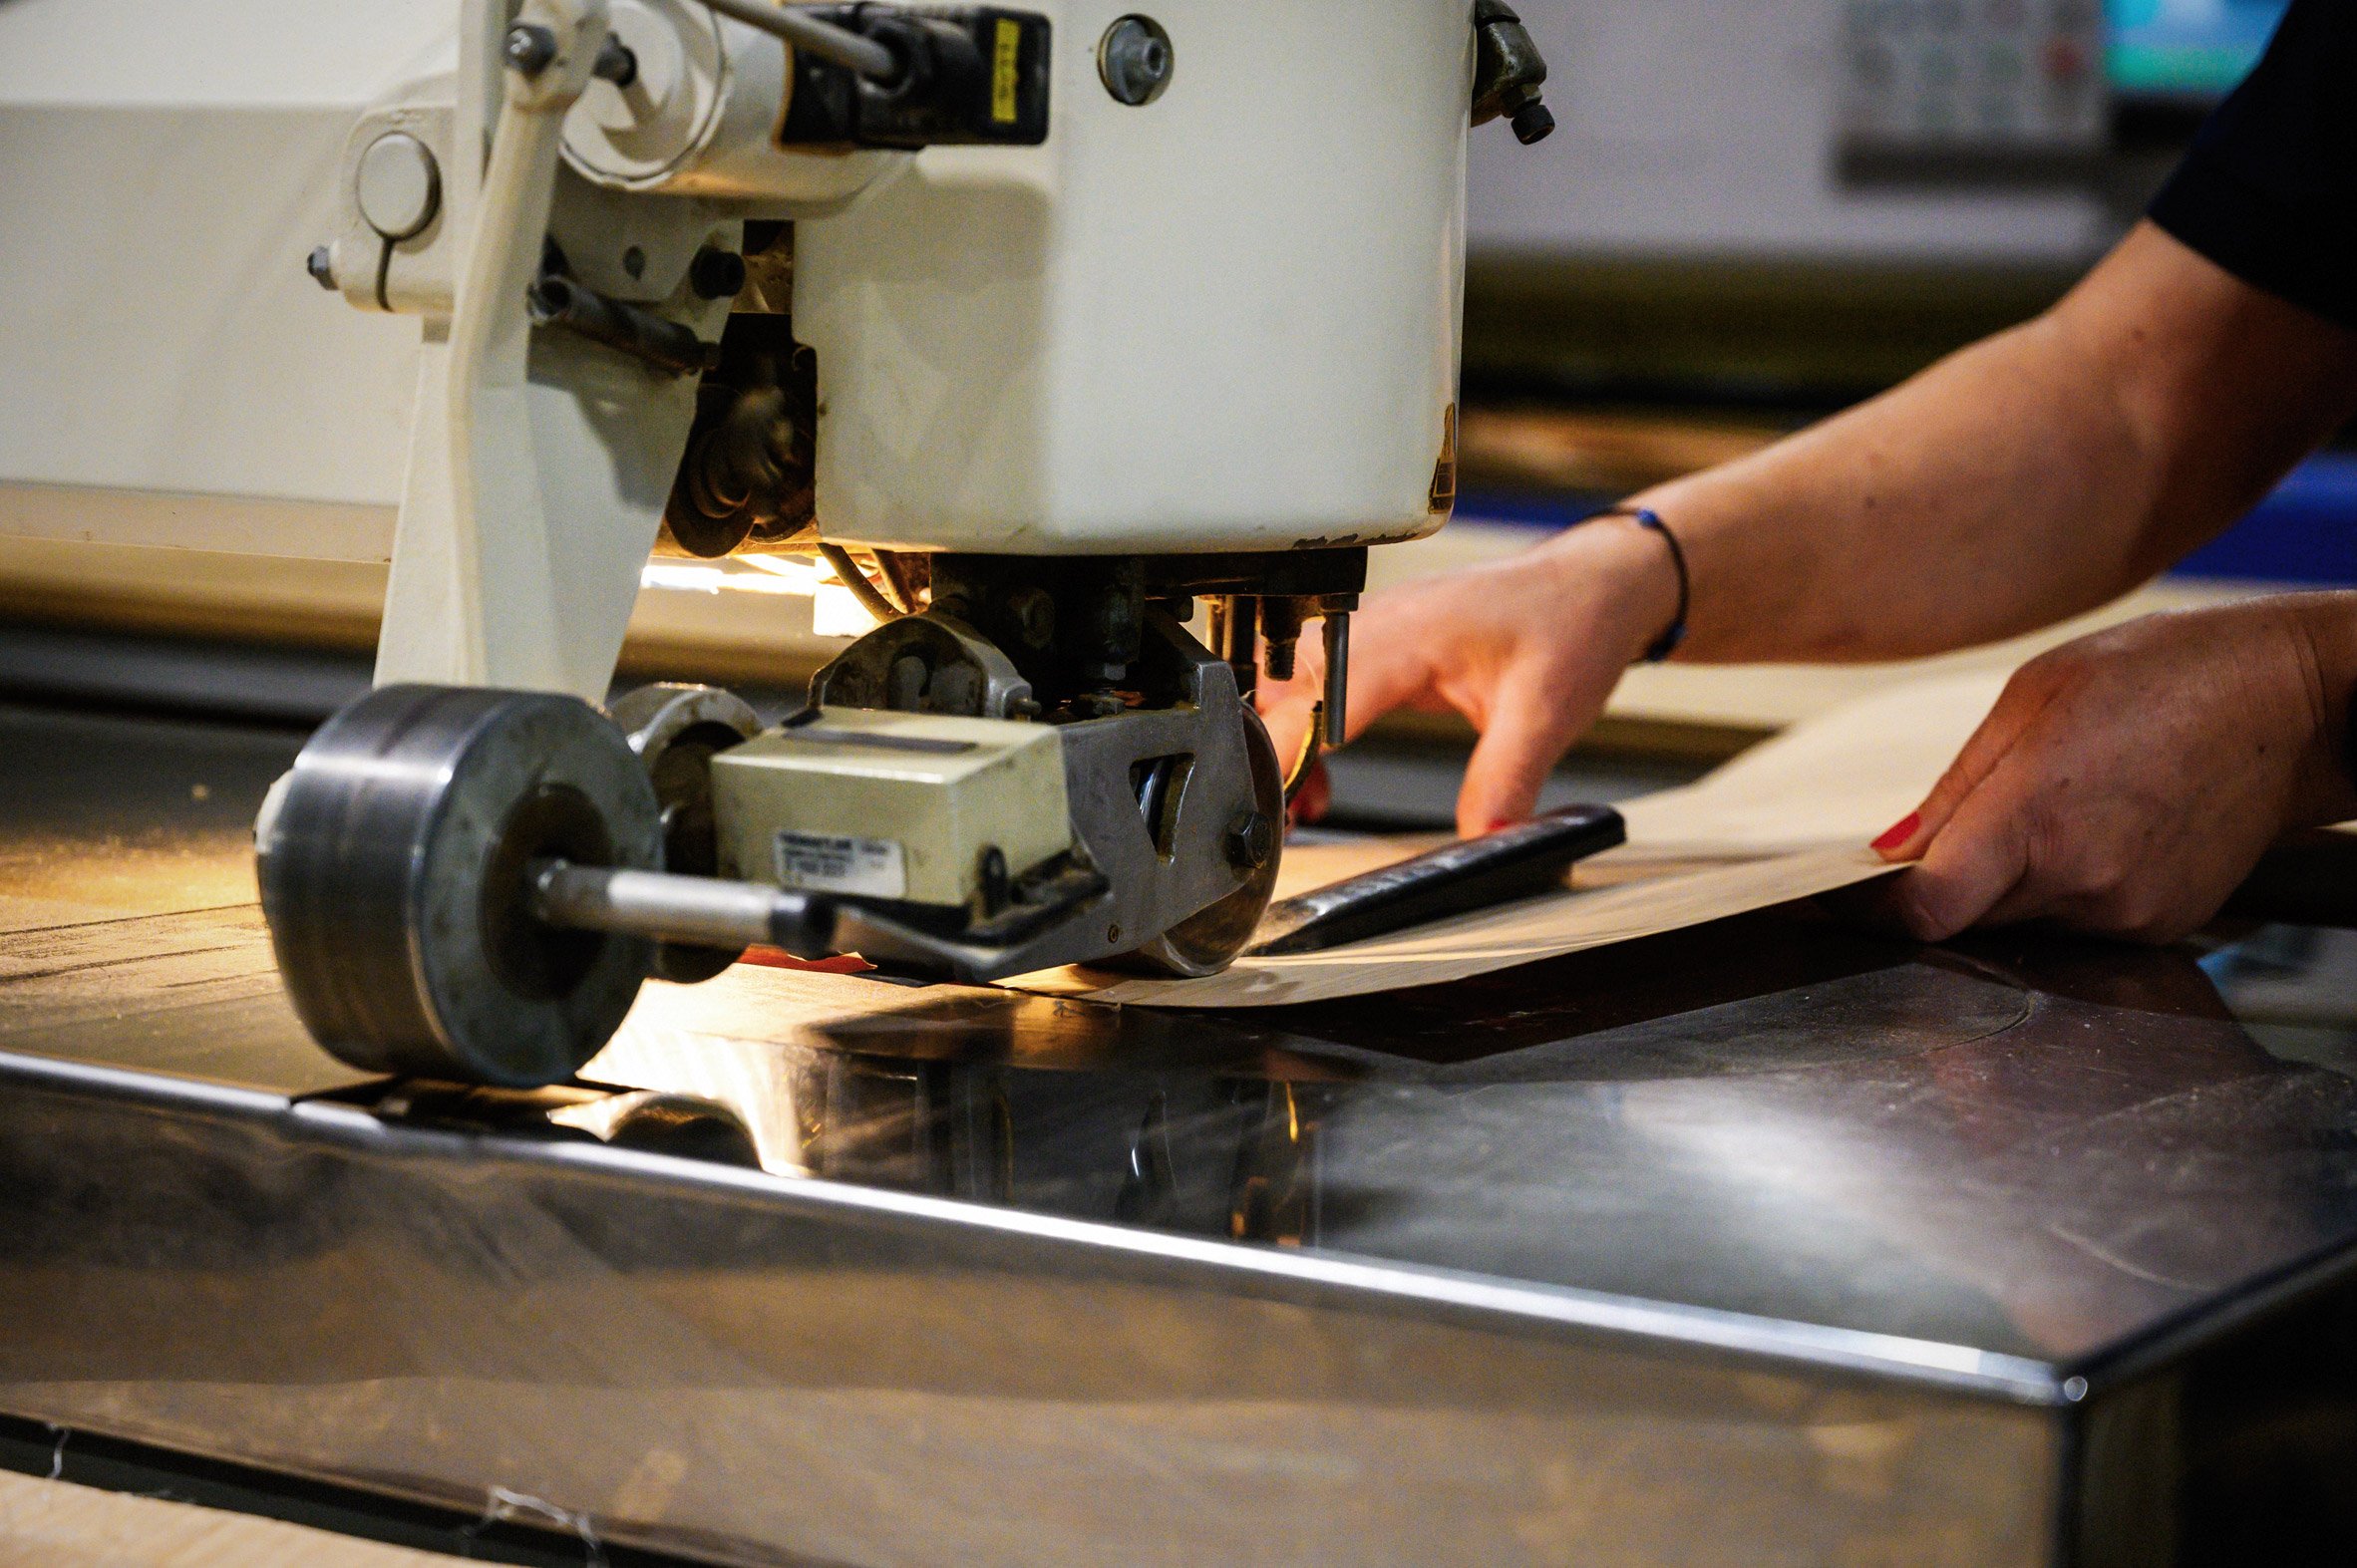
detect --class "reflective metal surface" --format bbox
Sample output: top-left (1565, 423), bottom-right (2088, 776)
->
top-left (5, 697), bottom-right (2357, 1564)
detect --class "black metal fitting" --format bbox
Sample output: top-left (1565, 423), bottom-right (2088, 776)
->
top-left (657, 314), bottom-right (818, 559)
top-left (1260, 598), bottom-right (1307, 683)
top-left (593, 33), bottom-right (638, 87)
top-left (776, 5), bottom-right (1054, 151)
top-left (977, 845), bottom-right (1012, 914)
top-left (1472, 0), bottom-right (1553, 146)
top-left (504, 23), bottom-right (559, 77)
top-left (527, 275), bottom-right (718, 376)
top-left (1211, 594), bottom-right (1259, 701)
top-left (688, 247), bottom-right (748, 300)
top-left (305, 245), bottom-right (336, 291)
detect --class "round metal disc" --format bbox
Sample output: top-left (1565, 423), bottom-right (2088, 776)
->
top-left (1117, 706), bottom-right (1286, 979)
top-left (256, 685), bottom-right (662, 1086)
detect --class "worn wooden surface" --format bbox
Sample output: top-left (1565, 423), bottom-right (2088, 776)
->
top-left (0, 1469), bottom-right (445, 1568)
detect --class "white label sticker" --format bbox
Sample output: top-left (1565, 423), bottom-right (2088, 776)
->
top-left (776, 830), bottom-right (907, 898)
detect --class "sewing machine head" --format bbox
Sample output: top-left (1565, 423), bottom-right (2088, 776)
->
top-left (256, 0), bottom-right (1553, 1084)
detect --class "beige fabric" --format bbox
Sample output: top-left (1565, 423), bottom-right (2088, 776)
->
top-left (1011, 846), bottom-right (1900, 1007)
top-left (1003, 671), bottom-right (2022, 1006)
top-left (1612, 669), bottom-right (2008, 861)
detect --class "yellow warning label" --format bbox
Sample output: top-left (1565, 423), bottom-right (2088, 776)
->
top-left (991, 18), bottom-right (1020, 123)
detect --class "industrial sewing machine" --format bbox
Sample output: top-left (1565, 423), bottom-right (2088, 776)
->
top-left (216, 0), bottom-right (1557, 1085)
top-left (22, 18), bottom-right (2357, 1557)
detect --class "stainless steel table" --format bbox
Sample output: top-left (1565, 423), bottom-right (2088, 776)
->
top-left (2, 698), bottom-right (2355, 1567)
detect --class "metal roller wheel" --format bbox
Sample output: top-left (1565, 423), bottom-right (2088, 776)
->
top-left (607, 683), bottom-right (763, 984)
top-left (1116, 706), bottom-right (1286, 978)
top-left (256, 685), bottom-right (662, 1087)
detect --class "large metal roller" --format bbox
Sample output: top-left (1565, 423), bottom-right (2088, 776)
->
top-left (255, 685), bottom-right (664, 1087)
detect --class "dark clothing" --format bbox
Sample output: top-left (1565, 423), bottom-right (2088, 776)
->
top-left (2151, 0), bottom-right (2357, 331)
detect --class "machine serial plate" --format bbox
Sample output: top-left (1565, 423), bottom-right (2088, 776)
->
top-left (776, 829), bottom-right (907, 897)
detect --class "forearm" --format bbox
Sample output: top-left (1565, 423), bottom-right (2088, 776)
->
top-left (1632, 312), bottom-right (2161, 662)
top-left (1590, 224), bottom-right (2357, 665)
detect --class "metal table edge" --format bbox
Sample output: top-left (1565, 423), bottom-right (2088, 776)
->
top-left (0, 1044), bottom-right (2072, 1409)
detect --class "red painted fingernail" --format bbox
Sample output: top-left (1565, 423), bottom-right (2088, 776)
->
top-left (1870, 811), bottom-right (1921, 853)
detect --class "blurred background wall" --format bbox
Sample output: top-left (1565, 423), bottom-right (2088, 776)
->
top-left (1449, 0), bottom-right (2355, 586)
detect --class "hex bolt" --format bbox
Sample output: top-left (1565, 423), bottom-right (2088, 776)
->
top-left (1098, 15), bottom-right (1174, 105)
top-left (305, 245), bottom-right (336, 291)
top-left (689, 247), bottom-right (748, 301)
top-left (504, 23), bottom-right (558, 76)
top-left (1224, 810), bottom-right (1273, 871)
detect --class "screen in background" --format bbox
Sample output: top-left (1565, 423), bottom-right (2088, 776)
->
top-left (2108, 0), bottom-right (2289, 99)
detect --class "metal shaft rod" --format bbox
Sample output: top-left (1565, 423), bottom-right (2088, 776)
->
top-left (1321, 611), bottom-right (1350, 750)
top-left (531, 861), bottom-right (837, 956)
top-left (533, 860), bottom-right (1036, 984)
top-left (527, 275), bottom-right (712, 377)
top-left (702, 0), bottom-right (900, 80)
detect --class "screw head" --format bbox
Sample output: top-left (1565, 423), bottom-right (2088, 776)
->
top-left (1098, 16), bottom-right (1174, 106)
top-left (1224, 810), bottom-right (1273, 871)
top-left (504, 23), bottom-right (558, 76)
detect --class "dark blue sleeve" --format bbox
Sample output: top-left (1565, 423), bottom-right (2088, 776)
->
top-left (2149, 0), bottom-right (2357, 331)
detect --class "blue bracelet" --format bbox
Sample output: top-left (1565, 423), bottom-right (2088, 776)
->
top-left (1588, 505), bottom-right (1688, 663)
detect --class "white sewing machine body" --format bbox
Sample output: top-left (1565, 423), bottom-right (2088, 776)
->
top-left (0, 0), bottom-right (1553, 1084)
top-left (1, 0), bottom-right (1470, 692)
top-left (791, 6), bottom-right (1471, 559)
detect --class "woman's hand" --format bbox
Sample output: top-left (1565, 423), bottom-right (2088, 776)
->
top-left (1865, 596), bottom-right (2357, 943)
top-left (1260, 517), bottom-right (1681, 837)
